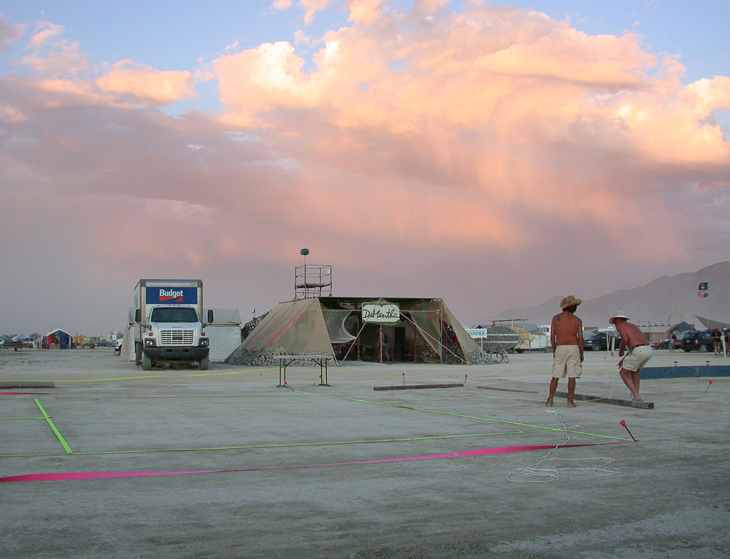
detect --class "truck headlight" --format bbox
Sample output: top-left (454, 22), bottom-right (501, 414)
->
top-left (144, 338), bottom-right (157, 347)
top-left (199, 338), bottom-right (209, 347)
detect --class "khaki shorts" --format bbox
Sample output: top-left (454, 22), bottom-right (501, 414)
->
top-left (552, 345), bottom-right (582, 379)
top-left (621, 345), bottom-right (653, 372)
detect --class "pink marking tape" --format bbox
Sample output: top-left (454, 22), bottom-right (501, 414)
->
top-left (0, 441), bottom-right (626, 483)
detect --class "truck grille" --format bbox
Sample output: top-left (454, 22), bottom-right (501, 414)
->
top-left (160, 330), bottom-right (194, 346)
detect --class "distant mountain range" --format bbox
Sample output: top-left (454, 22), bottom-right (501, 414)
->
top-left (493, 261), bottom-right (730, 328)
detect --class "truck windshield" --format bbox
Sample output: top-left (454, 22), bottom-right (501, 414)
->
top-left (150, 307), bottom-right (199, 323)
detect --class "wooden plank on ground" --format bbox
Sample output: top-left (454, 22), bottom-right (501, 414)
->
top-left (554, 390), bottom-right (654, 409)
top-left (374, 383), bottom-right (464, 391)
top-left (0, 381), bottom-right (56, 389)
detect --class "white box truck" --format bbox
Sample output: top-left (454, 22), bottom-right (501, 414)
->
top-left (133, 279), bottom-right (213, 370)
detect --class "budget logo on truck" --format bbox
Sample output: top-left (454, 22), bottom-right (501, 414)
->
top-left (146, 287), bottom-right (198, 304)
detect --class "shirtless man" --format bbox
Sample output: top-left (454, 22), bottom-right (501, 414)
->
top-left (610, 311), bottom-right (653, 401)
top-left (546, 295), bottom-right (584, 408)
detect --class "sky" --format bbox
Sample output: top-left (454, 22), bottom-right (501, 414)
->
top-left (0, 0), bottom-right (729, 335)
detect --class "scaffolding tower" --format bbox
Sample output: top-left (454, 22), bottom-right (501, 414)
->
top-left (295, 264), bottom-right (332, 299)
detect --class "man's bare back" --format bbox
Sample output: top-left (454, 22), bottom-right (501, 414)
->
top-left (614, 320), bottom-right (648, 352)
top-left (551, 311), bottom-right (584, 348)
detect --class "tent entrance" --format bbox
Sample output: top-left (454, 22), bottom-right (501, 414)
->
top-left (393, 326), bottom-right (406, 361)
top-left (333, 319), bottom-right (434, 363)
top-left (333, 309), bottom-right (467, 364)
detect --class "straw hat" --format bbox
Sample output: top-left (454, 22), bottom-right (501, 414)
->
top-left (609, 311), bottom-right (629, 324)
top-left (560, 295), bottom-right (582, 309)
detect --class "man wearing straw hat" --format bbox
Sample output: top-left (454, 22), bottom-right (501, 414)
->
top-left (610, 311), bottom-right (653, 401)
top-left (546, 295), bottom-right (584, 408)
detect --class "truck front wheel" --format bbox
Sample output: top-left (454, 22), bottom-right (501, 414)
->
top-left (199, 356), bottom-right (209, 370)
top-left (142, 353), bottom-right (153, 370)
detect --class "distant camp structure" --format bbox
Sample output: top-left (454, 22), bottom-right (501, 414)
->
top-left (43, 329), bottom-right (73, 349)
top-left (205, 308), bottom-right (243, 362)
top-left (226, 297), bottom-right (491, 366)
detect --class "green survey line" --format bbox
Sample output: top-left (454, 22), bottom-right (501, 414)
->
top-left (3, 373), bottom-right (176, 384)
top-left (63, 373), bottom-right (178, 382)
top-left (187, 370), bottom-right (272, 378)
top-left (291, 389), bottom-right (629, 442)
top-left (59, 372), bottom-right (196, 382)
top-left (33, 393), bottom-right (287, 401)
top-left (34, 400), bottom-right (73, 455)
top-left (0, 431), bottom-right (527, 458)
top-left (0, 452), bottom-right (69, 458)
top-left (41, 368), bottom-right (267, 384)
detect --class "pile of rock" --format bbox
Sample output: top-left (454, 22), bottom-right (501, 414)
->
top-left (225, 346), bottom-right (329, 366)
top-left (465, 349), bottom-right (494, 365)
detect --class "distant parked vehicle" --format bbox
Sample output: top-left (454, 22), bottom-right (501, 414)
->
top-left (654, 336), bottom-right (683, 350)
top-left (114, 338), bottom-right (123, 355)
top-left (583, 331), bottom-right (619, 351)
top-left (681, 331), bottom-right (714, 353)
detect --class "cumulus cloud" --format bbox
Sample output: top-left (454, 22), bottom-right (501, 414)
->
top-left (212, 4), bottom-right (729, 199)
top-left (96, 61), bottom-right (196, 105)
top-left (216, 7), bottom-right (660, 137)
top-left (3, 20), bottom-right (196, 110)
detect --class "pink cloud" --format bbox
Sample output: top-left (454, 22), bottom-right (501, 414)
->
top-left (216, 41), bottom-right (319, 126)
top-left (212, 4), bottom-right (729, 197)
top-left (18, 21), bottom-right (90, 76)
top-left (298, 0), bottom-right (339, 24)
top-left (346, 0), bottom-right (390, 25)
top-left (96, 61), bottom-right (196, 105)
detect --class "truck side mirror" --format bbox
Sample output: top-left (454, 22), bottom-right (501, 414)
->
top-left (207, 310), bottom-right (214, 323)
top-left (135, 309), bottom-right (141, 323)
